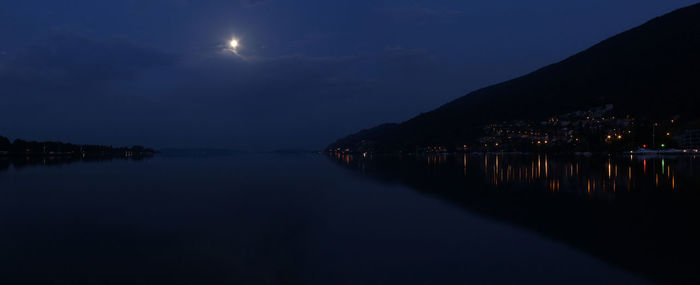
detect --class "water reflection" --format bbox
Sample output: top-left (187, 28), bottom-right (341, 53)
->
top-left (332, 152), bottom-right (698, 194)
top-left (330, 152), bottom-right (700, 285)
top-left (477, 154), bottom-right (695, 195)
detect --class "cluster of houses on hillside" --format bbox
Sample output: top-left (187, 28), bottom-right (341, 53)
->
top-left (328, 104), bottom-right (700, 155)
top-left (478, 104), bottom-right (636, 151)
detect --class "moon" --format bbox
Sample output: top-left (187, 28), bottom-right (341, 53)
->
top-left (229, 39), bottom-right (239, 49)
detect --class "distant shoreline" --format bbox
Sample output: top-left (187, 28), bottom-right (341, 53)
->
top-left (0, 136), bottom-right (155, 158)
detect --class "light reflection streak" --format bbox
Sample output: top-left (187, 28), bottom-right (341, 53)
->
top-left (332, 153), bottom-right (689, 197)
top-left (466, 154), bottom-right (687, 195)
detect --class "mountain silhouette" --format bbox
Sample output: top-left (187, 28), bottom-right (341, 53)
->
top-left (328, 3), bottom-right (700, 152)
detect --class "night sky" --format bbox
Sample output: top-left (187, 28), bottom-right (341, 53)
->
top-left (1, 0), bottom-right (697, 150)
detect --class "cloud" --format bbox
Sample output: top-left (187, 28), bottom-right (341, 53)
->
top-left (0, 33), bottom-right (176, 90)
top-left (375, 6), bottom-right (464, 24)
top-left (0, 31), bottom-right (461, 150)
top-left (241, 0), bottom-right (265, 8)
top-left (132, 46), bottom-right (457, 148)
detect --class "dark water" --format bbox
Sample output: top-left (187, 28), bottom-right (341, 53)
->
top-left (0, 153), bottom-right (698, 284)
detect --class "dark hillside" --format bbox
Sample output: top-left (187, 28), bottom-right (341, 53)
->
top-left (329, 3), bottom-right (700, 152)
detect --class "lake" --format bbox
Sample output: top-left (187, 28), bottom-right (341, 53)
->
top-left (0, 153), bottom-right (698, 284)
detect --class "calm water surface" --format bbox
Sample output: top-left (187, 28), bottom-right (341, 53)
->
top-left (0, 153), bottom-right (698, 284)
